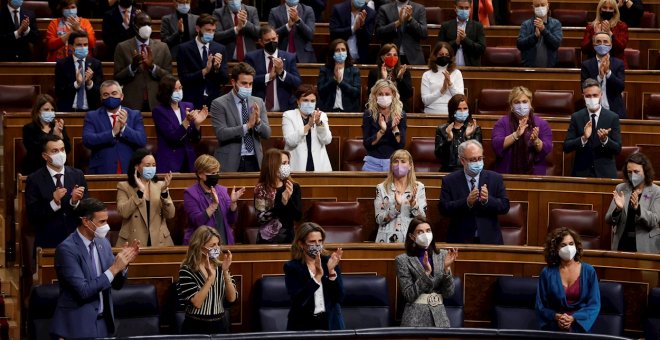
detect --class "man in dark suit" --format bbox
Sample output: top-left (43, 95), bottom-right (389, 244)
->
top-left (438, 0), bottom-right (486, 66)
top-left (439, 140), bottom-right (510, 244)
top-left (245, 25), bottom-right (302, 112)
top-left (101, 0), bottom-right (137, 60)
top-left (580, 31), bottom-right (626, 118)
top-left (160, 1), bottom-right (198, 59)
top-left (329, 0), bottom-right (376, 64)
top-left (564, 78), bottom-right (622, 179)
top-left (82, 80), bottom-right (147, 174)
top-left (177, 14), bottom-right (228, 108)
top-left (55, 30), bottom-right (104, 112)
top-left (268, 0), bottom-right (317, 63)
top-left (0, 0), bottom-right (40, 61)
top-left (50, 198), bottom-right (139, 339)
top-left (212, 0), bottom-right (260, 62)
top-left (375, 0), bottom-right (428, 65)
top-left (26, 134), bottom-right (88, 250)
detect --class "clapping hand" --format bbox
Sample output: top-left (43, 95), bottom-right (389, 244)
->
top-left (327, 248), bottom-right (343, 272)
top-left (162, 171), bottom-right (172, 192)
top-left (467, 187), bottom-right (479, 206)
top-left (529, 126), bottom-right (540, 142)
top-left (397, 64), bottom-right (407, 80)
top-left (134, 168), bottom-right (148, 198)
top-left (456, 28), bottom-right (466, 45)
top-left (443, 247), bottom-right (458, 269)
top-left (378, 113), bottom-right (387, 132)
top-left (230, 186), bottom-right (246, 203)
top-left (466, 119), bottom-right (477, 137)
top-left (479, 184), bottom-right (488, 202)
top-left (612, 190), bottom-right (625, 210)
top-left (282, 180), bottom-right (294, 205)
top-left (221, 249), bottom-right (232, 272)
top-left (516, 117), bottom-right (529, 138)
top-left (597, 128), bottom-right (611, 143)
top-left (445, 122), bottom-right (455, 140)
top-left (54, 118), bottom-right (65, 137)
top-left (313, 253), bottom-right (323, 282)
top-left (71, 185), bottom-right (85, 204)
top-left (422, 251), bottom-right (432, 275)
top-left (409, 185), bottom-right (418, 208)
top-left (631, 190), bottom-right (640, 210)
top-left (583, 119), bottom-right (593, 140)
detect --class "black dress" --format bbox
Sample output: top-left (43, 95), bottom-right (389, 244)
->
top-left (21, 122), bottom-right (72, 175)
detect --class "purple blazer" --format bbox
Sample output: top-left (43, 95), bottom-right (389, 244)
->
top-left (183, 182), bottom-right (237, 244)
top-left (152, 102), bottom-right (201, 173)
top-left (492, 115), bottom-right (553, 175)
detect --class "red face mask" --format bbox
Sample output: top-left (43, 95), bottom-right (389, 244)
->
top-left (383, 55), bottom-right (398, 68)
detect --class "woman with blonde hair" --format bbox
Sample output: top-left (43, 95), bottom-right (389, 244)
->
top-left (254, 149), bottom-right (302, 244)
top-left (580, 0), bottom-right (629, 67)
top-left (284, 222), bottom-right (345, 330)
top-left (178, 226), bottom-right (237, 334)
top-left (361, 79), bottom-right (407, 172)
top-left (375, 149), bottom-right (427, 243)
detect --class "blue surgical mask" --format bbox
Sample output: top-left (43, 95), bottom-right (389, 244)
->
top-left (10, 0), bottom-right (23, 8)
top-left (457, 9), bottom-right (470, 21)
top-left (41, 111), bottom-right (56, 123)
top-left (236, 86), bottom-right (252, 99)
top-left (62, 8), bottom-right (77, 18)
top-left (176, 3), bottom-right (190, 14)
top-left (299, 102), bottom-right (316, 115)
top-left (466, 160), bottom-right (484, 176)
top-left (141, 166), bottom-right (156, 180)
top-left (102, 97), bottom-right (121, 110)
top-left (454, 110), bottom-right (469, 122)
top-left (171, 90), bottom-right (183, 103)
top-left (73, 46), bottom-right (88, 59)
top-left (594, 44), bottom-right (612, 56)
top-left (333, 51), bottom-right (347, 63)
top-left (286, 0), bottom-right (299, 6)
top-left (201, 32), bottom-right (214, 44)
top-left (228, 0), bottom-right (241, 12)
top-left (352, 0), bottom-right (366, 7)
top-left (513, 103), bottom-right (530, 117)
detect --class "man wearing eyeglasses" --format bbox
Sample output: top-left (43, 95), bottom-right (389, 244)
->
top-left (439, 140), bottom-right (510, 244)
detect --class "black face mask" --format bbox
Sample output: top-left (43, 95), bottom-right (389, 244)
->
top-left (435, 56), bottom-right (451, 67)
top-left (264, 41), bottom-right (278, 55)
top-left (600, 11), bottom-right (614, 21)
top-left (203, 174), bottom-right (219, 188)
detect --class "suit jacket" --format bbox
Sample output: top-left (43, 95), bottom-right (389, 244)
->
top-left (21, 123), bottom-right (72, 176)
top-left (268, 3), bottom-right (317, 63)
top-left (438, 19), bottom-right (486, 66)
top-left (563, 108), bottom-right (622, 178)
top-left (317, 65), bottom-right (361, 112)
top-left (605, 182), bottom-right (660, 253)
top-left (395, 250), bottom-right (454, 327)
top-left (329, 0), bottom-right (376, 64)
top-left (0, 6), bottom-right (39, 61)
top-left (284, 257), bottom-right (345, 330)
top-left (375, 1), bottom-right (428, 65)
top-left (55, 56), bottom-right (104, 112)
top-left (160, 12), bottom-right (198, 59)
top-left (114, 38), bottom-right (173, 111)
top-left (82, 106), bottom-right (147, 174)
top-left (25, 166), bottom-right (88, 248)
top-left (282, 109), bottom-right (333, 171)
top-left (176, 38), bottom-right (228, 108)
top-left (212, 4), bottom-right (260, 60)
top-left (51, 232), bottom-right (127, 338)
top-left (183, 182), bottom-right (237, 245)
top-left (102, 6), bottom-right (137, 59)
top-left (580, 57), bottom-right (626, 118)
top-left (245, 49), bottom-right (302, 111)
top-left (116, 181), bottom-right (175, 247)
top-left (152, 102), bottom-right (200, 173)
top-left (210, 92), bottom-right (271, 172)
top-left (438, 169), bottom-right (510, 244)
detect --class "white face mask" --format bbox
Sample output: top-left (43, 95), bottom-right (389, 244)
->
top-left (558, 244), bottom-right (577, 261)
top-left (414, 232), bottom-right (433, 248)
top-left (138, 25), bottom-right (152, 40)
top-left (377, 95), bottom-right (393, 108)
top-left (278, 164), bottom-right (291, 180)
top-left (585, 97), bottom-right (600, 111)
top-left (88, 220), bottom-right (111, 239)
top-left (49, 151), bottom-right (67, 168)
top-left (534, 5), bottom-right (548, 18)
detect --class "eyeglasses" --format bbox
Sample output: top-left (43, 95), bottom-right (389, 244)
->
top-left (462, 156), bottom-right (484, 163)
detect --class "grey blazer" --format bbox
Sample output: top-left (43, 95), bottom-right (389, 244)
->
top-left (605, 182), bottom-right (660, 253)
top-left (268, 3), bottom-right (317, 63)
top-left (160, 12), bottom-right (199, 59)
top-left (210, 92), bottom-right (271, 172)
top-left (375, 1), bottom-right (428, 65)
top-left (395, 250), bottom-right (455, 327)
top-left (212, 5), bottom-right (260, 60)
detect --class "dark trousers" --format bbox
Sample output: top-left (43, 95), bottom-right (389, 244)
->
top-left (182, 314), bottom-right (228, 334)
top-left (238, 155), bottom-right (260, 172)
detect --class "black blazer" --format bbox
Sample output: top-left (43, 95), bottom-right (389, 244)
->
top-left (563, 108), bottom-right (622, 179)
top-left (25, 165), bottom-right (88, 248)
top-left (367, 68), bottom-right (413, 112)
top-left (0, 6), bottom-right (39, 61)
top-left (21, 123), bottom-right (72, 176)
top-left (283, 256), bottom-right (345, 330)
top-left (439, 169), bottom-right (510, 244)
top-left (101, 6), bottom-right (137, 60)
top-left (580, 57), bottom-right (626, 118)
top-left (317, 65), bottom-right (361, 112)
top-left (437, 19), bottom-right (486, 66)
top-left (328, 0), bottom-right (376, 64)
top-left (245, 49), bottom-right (302, 111)
top-left (55, 56), bottom-right (104, 112)
top-left (177, 39), bottom-right (229, 108)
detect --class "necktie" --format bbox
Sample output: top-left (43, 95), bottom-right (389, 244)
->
top-left (241, 99), bottom-right (255, 152)
top-left (13, 10), bottom-right (19, 30)
top-left (202, 45), bottom-right (208, 66)
top-left (76, 60), bottom-right (85, 110)
top-left (469, 177), bottom-right (476, 192)
top-left (89, 241), bottom-right (104, 313)
top-left (234, 13), bottom-right (245, 61)
top-left (591, 114), bottom-right (598, 144)
top-left (54, 174), bottom-right (63, 188)
top-left (111, 114), bottom-right (122, 173)
top-left (266, 56), bottom-right (275, 111)
top-left (288, 24), bottom-right (296, 53)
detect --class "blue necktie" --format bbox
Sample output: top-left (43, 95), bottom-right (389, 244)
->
top-left (76, 59), bottom-right (85, 110)
top-left (89, 241), bottom-right (103, 313)
top-left (241, 99), bottom-right (254, 152)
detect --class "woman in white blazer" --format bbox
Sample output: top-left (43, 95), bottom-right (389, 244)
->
top-left (282, 85), bottom-right (333, 172)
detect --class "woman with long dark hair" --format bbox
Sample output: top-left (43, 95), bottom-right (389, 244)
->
top-left (434, 94), bottom-right (481, 172)
top-left (367, 44), bottom-right (412, 112)
top-left (317, 38), bottom-right (361, 112)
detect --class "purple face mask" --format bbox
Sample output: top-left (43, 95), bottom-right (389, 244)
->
top-left (393, 164), bottom-right (410, 178)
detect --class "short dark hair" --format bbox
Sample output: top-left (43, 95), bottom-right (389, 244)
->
top-left (259, 24), bottom-right (276, 38)
top-left (41, 134), bottom-right (64, 153)
top-left (231, 62), bottom-right (256, 81)
top-left (404, 218), bottom-right (440, 256)
top-left (68, 30), bottom-right (88, 45)
top-left (196, 13), bottom-right (217, 27)
top-left (127, 148), bottom-right (158, 187)
top-left (446, 93), bottom-right (470, 124)
top-left (623, 152), bottom-right (655, 186)
top-left (78, 198), bottom-right (106, 223)
top-left (294, 84), bottom-right (318, 100)
top-left (543, 227), bottom-right (584, 266)
top-left (581, 78), bottom-right (601, 92)
top-left (157, 74), bottom-right (178, 107)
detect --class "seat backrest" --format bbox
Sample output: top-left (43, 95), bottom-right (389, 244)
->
top-left (591, 281), bottom-right (624, 336)
top-left (644, 93), bottom-right (660, 120)
top-left (307, 202), bottom-right (363, 243)
top-left (641, 11), bottom-right (656, 28)
top-left (143, 2), bottom-right (175, 19)
top-left (94, 40), bottom-right (108, 61)
top-left (615, 146), bottom-right (640, 178)
top-left (23, 1), bottom-right (52, 18)
top-left (341, 139), bottom-right (367, 171)
top-left (508, 9), bottom-right (534, 25)
top-left (73, 138), bottom-right (91, 173)
top-left (482, 47), bottom-right (521, 67)
top-left (235, 202), bottom-right (259, 244)
top-left (548, 209), bottom-right (601, 249)
top-left (255, 276), bottom-right (290, 332)
top-left (194, 138), bottom-right (219, 158)
top-left (476, 88), bottom-right (512, 115)
top-left (28, 284), bottom-right (60, 340)
top-left (644, 287), bottom-right (660, 340)
top-left (498, 202), bottom-right (526, 246)
top-left (342, 275), bottom-right (390, 329)
top-left (167, 201), bottom-right (188, 245)
top-left (532, 90), bottom-right (575, 117)
top-left (409, 138), bottom-right (441, 173)
top-left (104, 202), bottom-right (123, 247)
top-left (112, 284), bottom-right (160, 337)
top-left (445, 277), bottom-right (464, 327)
top-left (625, 48), bottom-right (641, 70)
top-left (425, 7), bottom-right (442, 25)
top-left (0, 85), bottom-right (38, 112)
top-left (493, 276), bottom-right (539, 330)
top-left (553, 9), bottom-right (588, 27)
top-left (556, 47), bottom-right (578, 68)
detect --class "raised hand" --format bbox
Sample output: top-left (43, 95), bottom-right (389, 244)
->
top-left (327, 247), bottom-right (343, 272)
top-left (71, 185), bottom-right (85, 204)
top-left (237, 10), bottom-right (248, 28)
top-left (597, 128), bottom-right (611, 143)
top-left (312, 109), bottom-right (322, 125)
top-left (409, 185), bottom-right (418, 208)
top-left (631, 190), bottom-right (640, 209)
top-left (75, 66), bottom-right (84, 85)
top-left (467, 187), bottom-right (479, 206)
top-left (142, 46), bottom-right (154, 68)
top-left (53, 187), bottom-right (67, 205)
top-left (212, 53), bottom-right (223, 70)
top-left (195, 106), bottom-right (209, 126)
top-left (282, 180), bottom-right (294, 205)
top-left (85, 68), bottom-right (94, 85)
top-left (422, 251), bottom-right (432, 275)
top-left (443, 247), bottom-right (458, 269)
top-left (534, 17), bottom-right (544, 32)
top-left (397, 64), bottom-right (407, 80)
top-left (516, 117), bottom-right (528, 137)
top-left (378, 114), bottom-right (387, 132)
top-left (466, 119), bottom-right (477, 137)
top-left (314, 253), bottom-right (323, 282)
top-left (177, 18), bottom-right (184, 32)
top-left (445, 122), bottom-right (455, 140)
top-left (134, 168), bottom-right (147, 193)
top-left (18, 17), bottom-right (29, 35)
top-left (456, 28), bottom-right (466, 45)
top-left (162, 171), bottom-right (173, 191)
top-left (221, 249), bottom-right (232, 272)
top-left (612, 190), bottom-right (625, 210)
top-left (380, 64), bottom-right (388, 79)
top-left (210, 186), bottom-right (219, 204)
top-left (230, 186), bottom-right (246, 203)
top-left (392, 114), bottom-right (401, 129)
top-left (273, 57), bottom-right (284, 75)
top-left (529, 126), bottom-right (540, 142)
top-left (131, 50), bottom-right (143, 70)
top-left (479, 184), bottom-right (488, 202)
top-left (54, 118), bottom-right (65, 136)
top-left (583, 120), bottom-right (593, 140)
